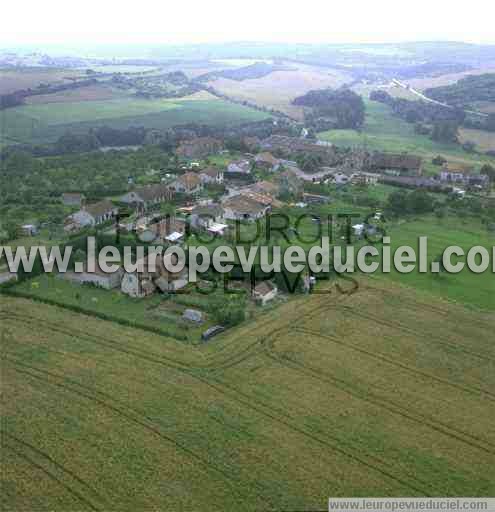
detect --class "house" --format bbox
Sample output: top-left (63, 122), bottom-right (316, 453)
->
top-left (351, 172), bottom-right (379, 186)
top-left (169, 172), bottom-right (203, 194)
top-left (440, 164), bottom-right (489, 188)
top-left (275, 169), bottom-right (303, 198)
top-left (149, 217), bottom-right (187, 243)
top-left (237, 189), bottom-right (283, 209)
top-left (246, 180), bottom-right (280, 197)
top-left (227, 159), bottom-right (252, 174)
top-left (59, 264), bottom-right (123, 290)
top-left (222, 195), bottom-right (270, 222)
top-left (120, 184), bottom-right (173, 207)
top-left (121, 252), bottom-right (188, 298)
top-left (260, 135), bottom-right (339, 164)
top-left (440, 164), bottom-right (473, 182)
top-left (369, 152), bottom-right (423, 176)
top-left (62, 192), bottom-right (85, 207)
top-left (252, 281), bottom-right (278, 305)
top-left (175, 137), bottom-right (223, 159)
top-left (190, 204), bottom-right (225, 229)
top-left (254, 152), bottom-right (280, 171)
top-left (69, 200), bottom-right (118, 228)
top-left (199, 167), bottom-right (224, 185)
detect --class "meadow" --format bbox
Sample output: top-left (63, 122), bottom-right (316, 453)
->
top-left (318, 100), bottom-right (495, 173)
top-left (373, 215), bottom-right (495, 311)
top-left (1, 95), bottom-right (269, 144)
top-left (1, 276), bottom-right (494, 510)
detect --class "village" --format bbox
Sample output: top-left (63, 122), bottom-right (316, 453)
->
top-left (1, 132), bottom-right (492, 340)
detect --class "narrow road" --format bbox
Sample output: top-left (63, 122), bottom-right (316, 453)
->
top-left (391, 78), bottom-right (488, 118)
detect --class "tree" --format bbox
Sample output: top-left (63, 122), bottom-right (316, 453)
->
top-left (431, 121), bottom-right (459, 144)
top-left (432, 155), bottom-right (447, 166)
top-left (386, 190), bottom-right (408, 215)
top-left (480, 164), bottom-right (495, 182)
top-left (406, 190), bottom-right (435, 214)
top-left (485, 114), bottom-right (495, 132)
top-left (462, 141), bottom-right (476, 153)
top-left (211, 294), bottom-right (246, 326)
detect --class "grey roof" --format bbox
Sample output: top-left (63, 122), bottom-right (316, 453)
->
top-left (85, 200), bottom-right (116, 218)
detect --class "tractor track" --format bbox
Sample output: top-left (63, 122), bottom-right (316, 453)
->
top-left (261, 340), bottom-right (495, 456)
top-left (3, 431), bottom-right (107, 509)
top-left (3, 443), bottom-right (101, 511)
top-left (333, 305), bottom-right (495, 364)
top-left (296, 327), bottom-right (495, 401)
top-left (2, 316), bottom-right (433, 496)
top-left (2, 357), bottom-right (274, 508)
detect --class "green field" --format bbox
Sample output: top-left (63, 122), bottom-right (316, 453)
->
top-left (373, 216), bottom-right (495, 310)
top-left (1, 277), bottom-right (494, 510)
top-left (0, 98), bottom-right (269, 144)
top-left (318, 100), bottom-right (495, 173)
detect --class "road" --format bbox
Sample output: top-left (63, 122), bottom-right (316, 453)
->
top-left (391, 78), bottom-right (488, 118)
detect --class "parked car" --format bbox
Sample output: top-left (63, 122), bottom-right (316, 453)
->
top-left (201, 325), bottom-right (225, 341)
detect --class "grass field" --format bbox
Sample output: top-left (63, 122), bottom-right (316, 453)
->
top-left (0, 68), bottom-right (73, 95)
top-left (318, 100), bottom-right (495, 173)
top-left (373, 216), bottom-right (495, 311)
top-left (1, 276), bottom-right (494, 510)
top-left (1, 96), bottom-right (269, 144)
top-left (208, 63), bottom-right (351, 119)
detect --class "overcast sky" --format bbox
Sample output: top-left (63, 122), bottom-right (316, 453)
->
top-left (2, 0), bottom-right (494, 47)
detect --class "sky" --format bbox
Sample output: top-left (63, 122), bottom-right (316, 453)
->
top-left (1, 0), bottom-right (494, 48)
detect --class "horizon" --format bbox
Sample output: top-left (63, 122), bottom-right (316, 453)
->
top-left (2, 0), bottom-right (495, 49)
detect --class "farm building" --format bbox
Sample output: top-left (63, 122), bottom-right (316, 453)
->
top-left (440, 164), bottom-right (489, 188)
top-left (61, 192), bottom-right (85, 207)
top-left (68, 200), bottom-right (118, 229)
top-left (222, 195), bottom-right (270, 222)
top-left (350, 172), bottom-right (379, 186)
top-left (58, 264), bottom-right (123, 290)
top-left (254, 152), bottom-right (280, 171)
top-left (369, 152), bottom-right (423, 176)
top-left (120, 184), bottom-right (173, 207)
top-left (169, 172), bottom-right (203, 194)
top-left (121, 252), bottom-right (188, 298)
top-left (190, 204), bottom-right (225, 230)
